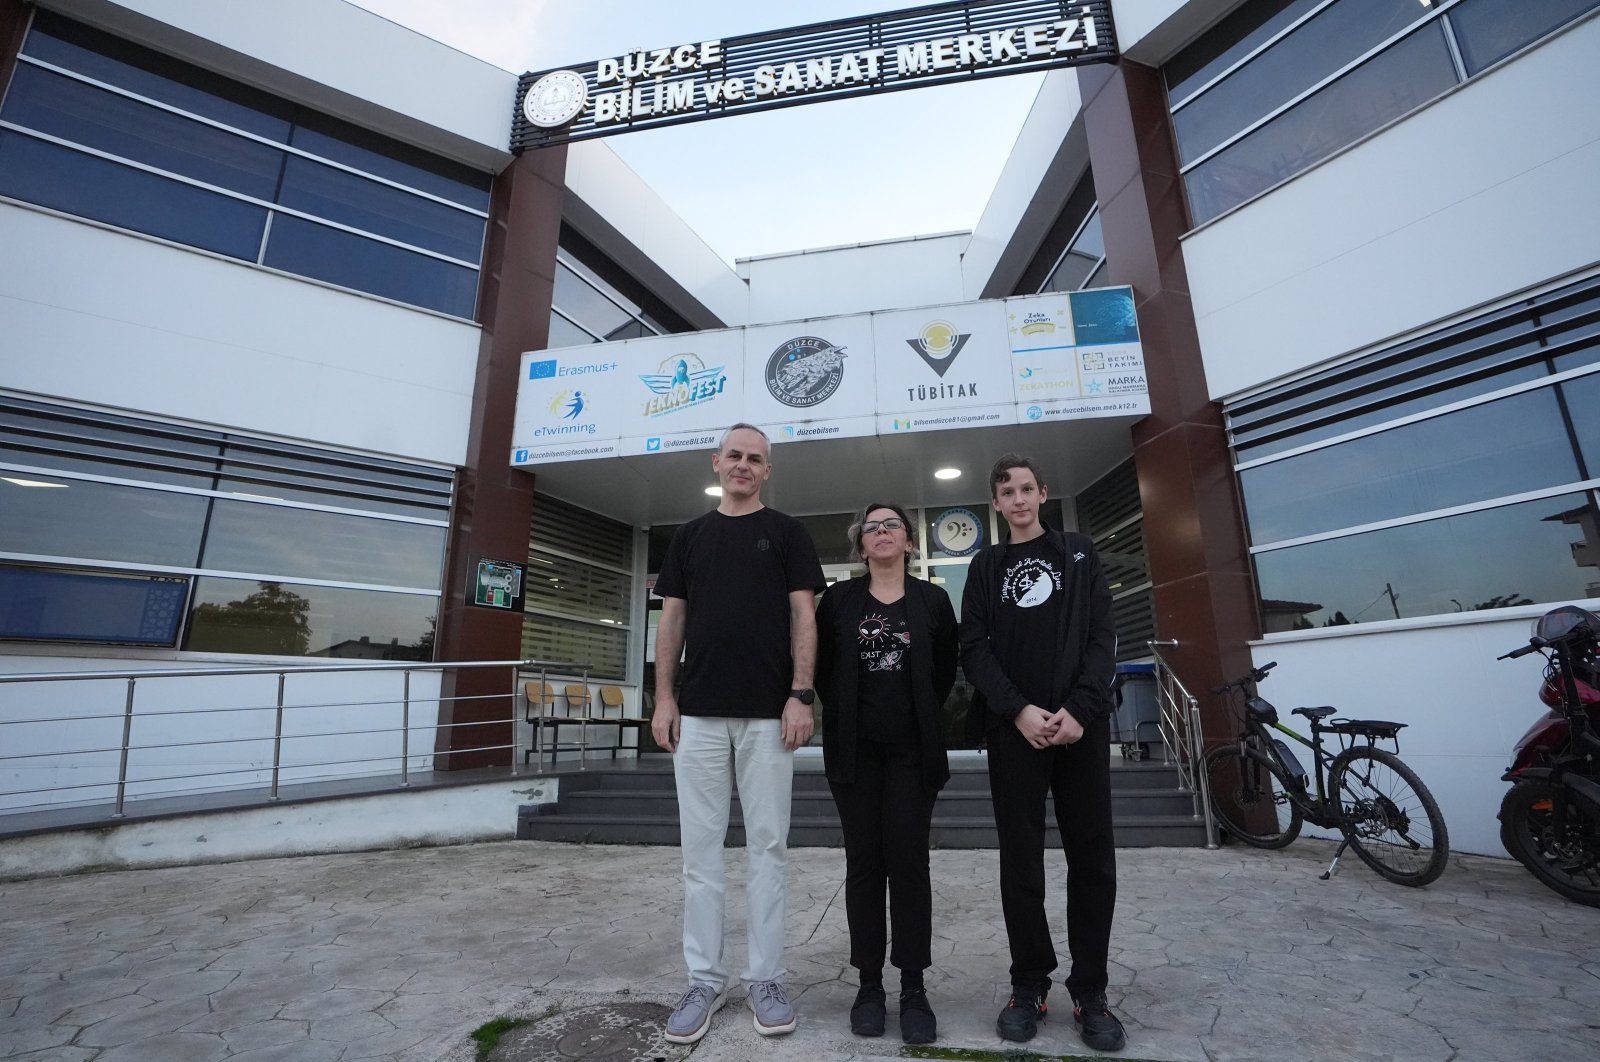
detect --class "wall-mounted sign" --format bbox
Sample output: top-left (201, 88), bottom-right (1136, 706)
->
top-left (510, 286), bottom-right (1148, 467)
top-left (932, 508), bottom-right (985, 558)
top-left (510, 0), bottom-right (1117, 149)
top-left (470, 559), bottom-right (525, 611)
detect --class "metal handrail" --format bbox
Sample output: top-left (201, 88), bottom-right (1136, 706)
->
top-left (0, 657), bottom-right (596, 817)
top-left (1148, 640), bottom-right (1218, 850)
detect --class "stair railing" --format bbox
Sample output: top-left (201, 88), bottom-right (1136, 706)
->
top-left (1148, 640), bottom-right (1218, 850)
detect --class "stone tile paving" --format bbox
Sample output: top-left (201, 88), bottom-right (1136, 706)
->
top-left (0, 839), bottom-right (1597, 1061)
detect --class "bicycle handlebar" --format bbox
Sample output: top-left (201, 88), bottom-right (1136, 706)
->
top-left (1210, 660), bottom-right (1277, 694)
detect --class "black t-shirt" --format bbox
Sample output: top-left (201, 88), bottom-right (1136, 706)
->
top-left (856, 594), bottom-right (917, 744)
top-left (655, 507), bottom-right (824, 718)
top-left (994, 536), bottom-right (1066, 711)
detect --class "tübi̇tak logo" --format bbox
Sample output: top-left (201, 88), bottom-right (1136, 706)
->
top-left (905, 320), bottom-right (970, 378)
top-left (638, 354), bottom-right (727, 417)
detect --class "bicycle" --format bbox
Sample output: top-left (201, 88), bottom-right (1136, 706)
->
top-left (1202, 661), bottom-right (1450, 886)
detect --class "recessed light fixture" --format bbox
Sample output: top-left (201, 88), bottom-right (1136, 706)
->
top-left (933, 468), bottom-right (961, 480)
top-left (1, 477), bottom-right (66, 488)
top-left (705, 485), bottom-right (724, 497)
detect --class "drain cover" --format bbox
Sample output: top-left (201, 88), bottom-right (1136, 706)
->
top-left (491, 1002), bottom-right (682, 1062)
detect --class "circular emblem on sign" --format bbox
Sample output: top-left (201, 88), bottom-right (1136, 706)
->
top-left (765, 336), bottom-right (847, 408)
top-left (932, 507), bottom-right (983, 558)
top-left (522, 70), bottom-right (589, 128)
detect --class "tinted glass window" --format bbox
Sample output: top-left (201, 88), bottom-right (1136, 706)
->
top-left (276, 154), bottom-right (484, 262)
top-left (23, 11), bottom-right (293, 141)
top-left (1173, 0), bottom-right (1430, 164)
top-left (0, 131), bottom-right (267, 259)
top-left (521, 617), bottom-right (628, 679)
top-left (0, 564), bottom-right (189, 645)
top-left (1450, 0), bottom-right (1598, 75)
top-left (0, 474), bottom-right (207, 567)
top-left (290, 112), bottom-right (491, 211)
top-left (263, 214), bottom-right (478, 317)
top-left (0, 408), bottom-right (223, 489)
top-left (1241, 390), bottom-right (1580, 543)
top-left (547, 311), bottom-right (598, 348)
top-left (184, 578), bottom-right (436, 658)
top-left (1184, 23), bottom-right (1456, 224)
top-left (3, 65), bottom-right (285, 199)
top-left (1165, 0), bottom-right (1324, 106)
top-left (201, 501), bottom-right (445, 589)
top-left (1254, 493), bottom-right (1600, 627)
top-left (553, 262), bottom-right (635, 338)
top-left (1560, 372), bottom-right (1600, 476)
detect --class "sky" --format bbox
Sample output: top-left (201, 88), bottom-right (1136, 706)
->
top-left (344, 0), bottom-right (1045, 265)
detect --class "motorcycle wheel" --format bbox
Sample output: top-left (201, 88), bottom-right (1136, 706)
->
top-left (1499, 780), bottom-right (1600, 908)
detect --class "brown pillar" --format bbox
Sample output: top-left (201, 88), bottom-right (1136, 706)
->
top-left (1, 0), bottom-right (29, 91)
top-left (433, 145), bottom-right (567, 769)
top-left (1077, 60), bottom-right (1259, 737)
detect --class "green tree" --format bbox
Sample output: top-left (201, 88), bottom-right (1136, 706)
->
top-left (190, 582), bottom-right (312, 655)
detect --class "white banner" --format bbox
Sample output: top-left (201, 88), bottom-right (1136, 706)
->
top-left (512, 286), bottom-right (1147, 466)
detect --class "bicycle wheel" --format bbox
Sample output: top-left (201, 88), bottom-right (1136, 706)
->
top-left (1499, 781), bottom-right (1600, 908)
top-left (1202, 744), bottom-right (1303, 849)
top-left (1329, 746), bottom-right (1449, 886)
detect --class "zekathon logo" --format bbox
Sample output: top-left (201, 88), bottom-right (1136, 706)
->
top-left (766, 336), bottom-right (847, 408)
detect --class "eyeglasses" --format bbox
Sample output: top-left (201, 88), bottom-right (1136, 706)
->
top-left (861, 518), bottom-right (906, 534)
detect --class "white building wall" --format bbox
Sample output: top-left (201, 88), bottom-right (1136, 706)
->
top-left (1247, 609), bottom-right (1576, 857)
top-left (0, 203), bottom-right (481, 464)
top-left (1185, 17), bottom-right (1600, 400)
top-left (742, 232), bottom-right (968, 324)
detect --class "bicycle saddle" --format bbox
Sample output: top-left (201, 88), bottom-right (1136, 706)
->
top-left (1292, 705), bottom-right (1337, 720)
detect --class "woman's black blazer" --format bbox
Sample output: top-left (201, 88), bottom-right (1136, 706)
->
top-left (815, 572), bottom-right (958, 795)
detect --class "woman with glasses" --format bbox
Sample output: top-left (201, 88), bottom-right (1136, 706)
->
top-left (815, 502), bottom-right (958, 1045)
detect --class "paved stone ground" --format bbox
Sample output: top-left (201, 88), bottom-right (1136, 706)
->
top-left (2, 840), bottom-right (1598, 1061)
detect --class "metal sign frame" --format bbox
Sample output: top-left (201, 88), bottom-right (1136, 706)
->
top-left (511, 0), bottom-right (1117, 149)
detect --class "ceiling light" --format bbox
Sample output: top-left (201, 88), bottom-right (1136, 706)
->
top-left (1, 477), bottom-right (66, 488)
top-left (933, 468), bottom-right (961, 480)
top-left (705, 485), bottom-right (723, 497)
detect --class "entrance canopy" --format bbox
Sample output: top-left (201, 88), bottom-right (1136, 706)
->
top-left (512, 287), bottom-right (1148, 525)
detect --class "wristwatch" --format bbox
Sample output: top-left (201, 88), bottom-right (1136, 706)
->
top-left (790, 687), bottom-right (815, 705)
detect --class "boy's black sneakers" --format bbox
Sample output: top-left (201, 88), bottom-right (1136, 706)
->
top-left (995, 990), bottom-right (1047, 1041)
top-left (1071, 990), bottom-right (1127, 1052)
top-left (849, 983), bottom-right (886, 1037)
top-left (899, 988), bottom-right (937, 1044)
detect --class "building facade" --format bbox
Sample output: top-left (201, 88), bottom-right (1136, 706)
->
top-left (1, 0), bottom-right (1595, 855)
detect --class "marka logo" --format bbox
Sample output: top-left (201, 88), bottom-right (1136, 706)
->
top-left (905, 320), bottom-right (970, 378)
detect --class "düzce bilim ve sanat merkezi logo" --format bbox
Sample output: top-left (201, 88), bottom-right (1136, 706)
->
top-left (638, 354), bottom-right (727, 417)
top-left (766, 336), bottom-right (847, 408)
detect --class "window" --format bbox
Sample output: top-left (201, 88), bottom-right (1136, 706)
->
top-left (1076, 459), bottom-right (1154, 661)
top-left (0, 11), bottom-right (491, 317)
top-left (545, 227), bottom-right (693, 347)
top-left (1016, 170), bottom-right (1102, 295)
top-left (524, 494), bottom-right (634, 679)
top-left (0, 396), bottom-right (451, 655)
top-left (1168, 0), bottom-right (1600, 225)
top-left (1231, 272), bottom-right (1600, 629)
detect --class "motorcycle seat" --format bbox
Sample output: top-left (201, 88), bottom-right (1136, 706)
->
top-left (1292, 706), bottom-right (1337, 720)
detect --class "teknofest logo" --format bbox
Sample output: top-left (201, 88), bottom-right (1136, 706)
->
top-left (765, 336), bottom-right (847, 408)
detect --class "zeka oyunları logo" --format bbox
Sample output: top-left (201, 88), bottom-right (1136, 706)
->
top-left (905, 320), bottom-right (971, 378)
top-left (766, 336), bottom-right (847, 408)
top-left (1001, 556), bottom-right (1062, 608)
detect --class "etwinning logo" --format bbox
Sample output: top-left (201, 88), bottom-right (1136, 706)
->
top-left (532, 390), bottom-right (596, 437)
top-left (639, 353), bottom-right (727, 417)
top-left (905, 320), bottom-right (971, 378)
top-left (766, 336), bottom-right (847, 408)
top-left (528, 359), bottom-right (557, 379)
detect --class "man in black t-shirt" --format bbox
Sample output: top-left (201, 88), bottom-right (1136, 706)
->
top-left (959, 453), bottom-right (1127, 1053)
top-left (653, 423), bottom-right (824, 1046)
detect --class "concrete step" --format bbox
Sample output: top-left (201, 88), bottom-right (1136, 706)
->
top-left (556, 785), bottom-right (1198, 820)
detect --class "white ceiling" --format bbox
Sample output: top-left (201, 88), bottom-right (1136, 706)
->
top-left (523, 415), bottom-right (1139, 528)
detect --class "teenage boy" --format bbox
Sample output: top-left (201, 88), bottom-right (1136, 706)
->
top-left (653, 423), bottom-right (824, 1045)
top-left (959, 453), bottom-right (1126, 1052)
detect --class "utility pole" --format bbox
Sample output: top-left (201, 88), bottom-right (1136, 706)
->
top-left (1384, 582), bottom-right (1401, 620)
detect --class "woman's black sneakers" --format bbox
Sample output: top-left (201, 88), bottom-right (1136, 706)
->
top-left (899, 988), bottom-right (937, 1044)
top-left (996, 990), bottom-right (1047, 1041)
top-left (849, 983), bottom-right (886, 1037)
top-left (1071, 990), bottom-right (1127, 1052)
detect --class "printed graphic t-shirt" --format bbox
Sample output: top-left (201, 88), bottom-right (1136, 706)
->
top-left (994, 536), bottom-right (1066, 711)
top-left (856, 594), bottom-right (917, 744)
top-left (655, 507), bottom-right (824, 718)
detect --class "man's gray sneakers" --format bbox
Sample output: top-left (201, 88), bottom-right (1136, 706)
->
top-left (665, 982), bottom-right (726, 1045)
top-left (747, 979), bottom-right (798, 1035)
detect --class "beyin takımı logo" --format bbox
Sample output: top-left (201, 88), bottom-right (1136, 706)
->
top-left (905, 320), bottom-right (971, 378)
top-left (766, 336), bottom-right (847, 408)
top-left (639, 353), bottom-right (727, 417)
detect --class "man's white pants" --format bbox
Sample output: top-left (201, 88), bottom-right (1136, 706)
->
top-left (674, 715), bottom-right (794, 990)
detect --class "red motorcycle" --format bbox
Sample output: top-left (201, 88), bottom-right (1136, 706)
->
top-left (1497, 605), bottom-right (1600, 907)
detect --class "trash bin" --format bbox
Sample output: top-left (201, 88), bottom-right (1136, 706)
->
top-left (1110, 662), bottom-right (1159, 761)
